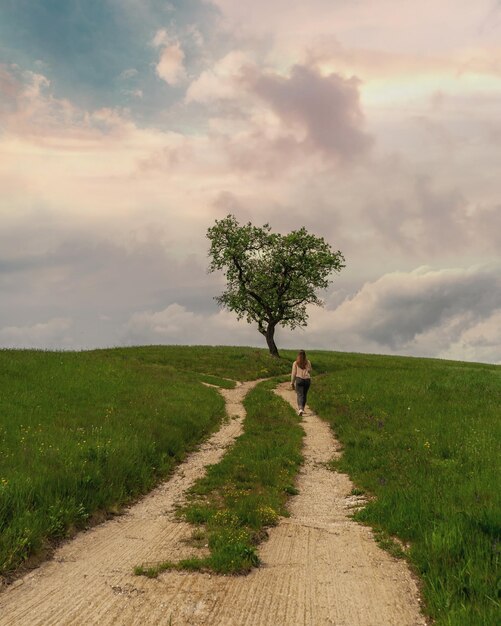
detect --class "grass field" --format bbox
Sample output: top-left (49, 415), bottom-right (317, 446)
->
top-left (308, 352), bottom-right (501, 626)
top-left (0, 346), bottom-right (289, 577)
top-left (1, 345), bottom-right (499, 625)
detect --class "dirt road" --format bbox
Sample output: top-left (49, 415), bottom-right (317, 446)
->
top-left (0, 381), bottom-right (426, 625)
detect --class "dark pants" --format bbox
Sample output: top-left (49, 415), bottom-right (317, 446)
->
top-left (295, 377), bottom-right (311, 410)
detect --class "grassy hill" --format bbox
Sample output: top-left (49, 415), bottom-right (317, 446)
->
top-left (0, 346), bottom-right (499, 625)
top-left (0, 346), bottom-right (289, 576)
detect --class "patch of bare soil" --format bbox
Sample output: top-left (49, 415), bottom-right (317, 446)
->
top-left (0, 381), bottom-right (426, 626)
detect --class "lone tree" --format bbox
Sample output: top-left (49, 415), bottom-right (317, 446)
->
top-left (207, 214), bottom-right (345, 357)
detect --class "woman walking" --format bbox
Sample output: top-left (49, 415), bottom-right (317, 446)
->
top-left (291, 349), bottom-right (312, 416)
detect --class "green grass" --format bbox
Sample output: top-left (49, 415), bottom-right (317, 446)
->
top-left (108, 345), bottom-right (291, 380)
top-left (2, 344), bottom-right (499, 626)
top-left (0, 346), bottom-right (289, 578)
top-left (135, 379), bottom-right (303, 576)
top-left (308, 352), bottom-right (501, 626)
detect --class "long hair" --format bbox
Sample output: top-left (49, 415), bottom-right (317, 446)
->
top-left (296, 350), bottom-right (307, 369)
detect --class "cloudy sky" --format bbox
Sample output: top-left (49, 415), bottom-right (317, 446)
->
top-left (1, 0), bottom-right (500, 363)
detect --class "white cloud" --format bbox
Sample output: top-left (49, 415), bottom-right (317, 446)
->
top-left (152, 28), bottom-right (169, 48)
top-left (118, 68), bottom-right (139, 80)
top-left (156, 42), bottom-right (187, 85)
top-left (122, 88), bottom-right (143, 99)
top-left (123, 303), bottom-right (257, 346)
top-left (119, 263), bottom-right (501, 363)
top-left (0, 318), bottom-right (73, 349)
top-left (442, 309), bottom-right (501, 364)
top-left (285, 263), bottom-right (501, 362)
top-left (186, 50), bottom-right (252, 103)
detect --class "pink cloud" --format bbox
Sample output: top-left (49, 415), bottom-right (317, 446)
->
top-left (185, 56), bottom-right (373, 172)
top-left (304, 41), bottom-right (501, 82)
top-left (0, 64), bottom-right (23, 116)
top-left (249, 64), bottom-right (372, 162)
top-left (185, 50), bottom-right (253, 103)
top-left (206, 0), bottom-right (499, 54)
top-left (0, 66), bottom-right (143, 152)
top-left (156, 42), bottom-right (187, 85)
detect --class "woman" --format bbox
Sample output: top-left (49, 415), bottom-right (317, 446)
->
top-left (291, 349), bottom-right (312, 416)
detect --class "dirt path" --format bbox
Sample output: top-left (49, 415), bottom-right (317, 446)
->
top-left (0, 381), bottom-right (426, 626)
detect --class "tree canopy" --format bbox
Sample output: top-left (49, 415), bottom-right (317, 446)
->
top-left (207, 215), bottom-right (345, 356)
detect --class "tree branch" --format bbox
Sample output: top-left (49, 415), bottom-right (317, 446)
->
top-left (232, 254), bottom-right (272, 317)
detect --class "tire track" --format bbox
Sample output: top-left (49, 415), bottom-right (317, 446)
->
top-left (0, 380), bottom-right (258, 626)
top-left (0, 380), bottom-right (426, 625)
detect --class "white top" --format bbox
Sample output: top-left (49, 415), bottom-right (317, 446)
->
top-left (291, 360), bottom-right (312, 383)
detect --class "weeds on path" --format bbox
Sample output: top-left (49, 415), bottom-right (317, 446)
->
top-left (135, 380), bottom-right (303, 576)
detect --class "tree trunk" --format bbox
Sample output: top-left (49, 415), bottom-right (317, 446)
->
top-left (265, 323), bottom-right (279, 357)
